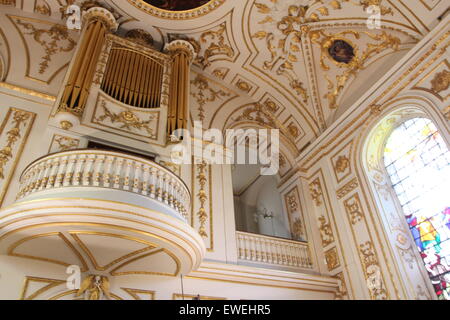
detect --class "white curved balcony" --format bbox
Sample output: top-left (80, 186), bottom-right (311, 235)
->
top-left (17, 149), bottom-right (190, 221)
top-left (0, 150), bottom-right (205, 277)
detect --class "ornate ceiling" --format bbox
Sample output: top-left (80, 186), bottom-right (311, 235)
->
top-left (0, 0), bottom-right (447, 162)
top-left (141, 0), bottom-right (211, 11)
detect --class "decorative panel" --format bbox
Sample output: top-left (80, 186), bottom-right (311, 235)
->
top-left (7, 15), bottom-right (77, 85)
top-left (308, 169), bottom-right (352, 299)
top-left (91, 92), bottom-right (161, 141)
top-left (284, 186), bottom-right (307, 241)
top-left (331, 140), bottom-right (353, 184)
top-left (343, 192), bottom-right (389, 299)
top-left (412, 59), bottom-right (449, 102)
top-left (191, 160), bottom-right (213, 251)
top-left (0, 107), bottom-right (35, 205)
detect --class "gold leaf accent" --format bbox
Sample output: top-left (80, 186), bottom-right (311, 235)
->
top-left (252, 31), bottom-right (268, 39)
top-left (191, 74), bottom-right (230, 121)
top-left (254, 2), bottom-right (271, 14)
top-left (258, 16), bottom-right (274, 24)
top-left (330, 0), bottom-right (341, 9)
top-left (95, 101), bottom-right (156, 138)
top-left (430, 69), bottom-right (450, 93)
top-left (0, 110), bottom-right (31, 180)
top-left (318, 7), bottom-right (329, 15)
top-left (15, 19), bottom-right (76, 74)
top-left (196, 161), bottom-right (209, 238)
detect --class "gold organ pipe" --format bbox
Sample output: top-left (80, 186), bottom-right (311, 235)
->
top-left (112, 48), bottom-right (124, 99)
top-left (143, 58), bottom-right (150, 107)
top-left (59, 20), bottom-right (100, 114)
top-left (137, 54), bottom-right (147, 108)
top-left (100, 46), bottom-right (165, 109)
top-left (106, 49), bottom-right (119, 95)
top-left (56, 7), bottom-right (117, 128)
top-left (79, 24), bottom-right (106, 108)
top-left (135, 54), bottom-right (144, 106)
top-left (166, 41), bottom-right (194, 139)
top-left (147, 59), bottom-right (156, 107)
top-left (155, 62), bottom-right (162, 107)
top-left (102, 49), bottom-right (114, 94)
top-left (142, 57), bottom-right (150, 107)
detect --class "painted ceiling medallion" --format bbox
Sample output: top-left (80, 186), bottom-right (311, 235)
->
top-left (128, 0), bottom-right (225, 19)
top-left (328, 40), bottom-right (355, 64)
top-left (143, 0), bottom-right (211, 11)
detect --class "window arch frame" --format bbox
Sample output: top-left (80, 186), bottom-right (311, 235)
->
top-left (360, 101), bottom-right (450, 300)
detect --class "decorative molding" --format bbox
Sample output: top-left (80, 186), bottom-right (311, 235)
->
top-left (336, 177), bottom-right (359, 199)
top-left (324, 247), bottom-right (340, 271)
top-left (309, 178), bottom-right (323, 206)
top-left (331, 140), bottom-right (353, 183)
top-left (343, 193), bottom-right (365, 225)
top-left (190, 73), bottom-right (230, 122)
top-left (318, 215), bottom-right (335, 248)
top-left (127, 0), bottom-right (226, 20)
top-left (195, 161), bottom-right (208, 238)
top-left (192, 160), bottom-right (213, 251)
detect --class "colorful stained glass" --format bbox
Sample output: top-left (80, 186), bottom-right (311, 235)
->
top-left (384, 118), bottom-right (450, 300)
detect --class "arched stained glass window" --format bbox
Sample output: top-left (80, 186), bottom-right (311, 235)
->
top-left (384, 118), bottom-right (450, 300)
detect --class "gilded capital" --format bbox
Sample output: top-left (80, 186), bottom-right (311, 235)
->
top-left (164, 40), bottom-right (197, 63)
top-left (83, 7), bottom-right (118, 32)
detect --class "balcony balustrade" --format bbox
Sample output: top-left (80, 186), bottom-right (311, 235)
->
top-left (17, 149), bottom-right (190, 221)
top-left (236, 231), bottom-right (313, 270)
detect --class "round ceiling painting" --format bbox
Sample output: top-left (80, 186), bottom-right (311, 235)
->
top-left (142, 0), bottom-right (211, 11)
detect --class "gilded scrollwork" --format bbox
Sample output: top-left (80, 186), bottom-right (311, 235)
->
top-left (94, 101), bottom-right (157, 139)
top-left (324, 247), bottom-right (340, 271)
top-left (34, 0), bottom-right (51, 16)
top-left (196, 161), bottom-right (208, 238)
top-left (359, 241), bottom-right (389, 299)
top-left (251, 1), bottom-right (346, 102)
top-left (170, 22), bottom-right (235, 70)
top-left (343, 193), bottom-right (365, 225)
top-left (0, 110), bottom-right (31, 180)
top-left (0, 108), bottom-right (35, 205)
top-left (233, 102), bottom-right (300, 145)
top-left (14, 19), bottom-right (76, 74)
top-left (49, 134), bottom-right (80, 153)
top-left (336, 178), bottom-right (359, 199)
top-left (310, 29), bottom-right (401, 109)
top-left (334, 272), bottom-right (348, 299)
top-left (284, 187), bottom-right (307, 241)
top-left (190, 74), bottom-right (230, 122)
top-left (430, 69), bottom-right (450, 93)
top-left (359, 0), bottom-right (393, 15)
top-left (309, 178), bottom-right (323, 206)
top-left (318, 215), bottom-right (335, 247)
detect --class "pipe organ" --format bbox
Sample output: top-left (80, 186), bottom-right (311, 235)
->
top-left (53, 6), bottom-right (195, 143)
top-left (101, 46), bottom-right (164, 109)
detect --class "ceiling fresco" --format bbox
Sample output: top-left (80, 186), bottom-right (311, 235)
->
top-left (0, 0), bottom-right (447, 160)
top-left (142, 0), bottom-right (211, 11)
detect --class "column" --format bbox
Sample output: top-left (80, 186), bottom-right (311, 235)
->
top-left (164, 40), bottom-right (196, 141)
top-left (55, 7), bottom-right (118, 130)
